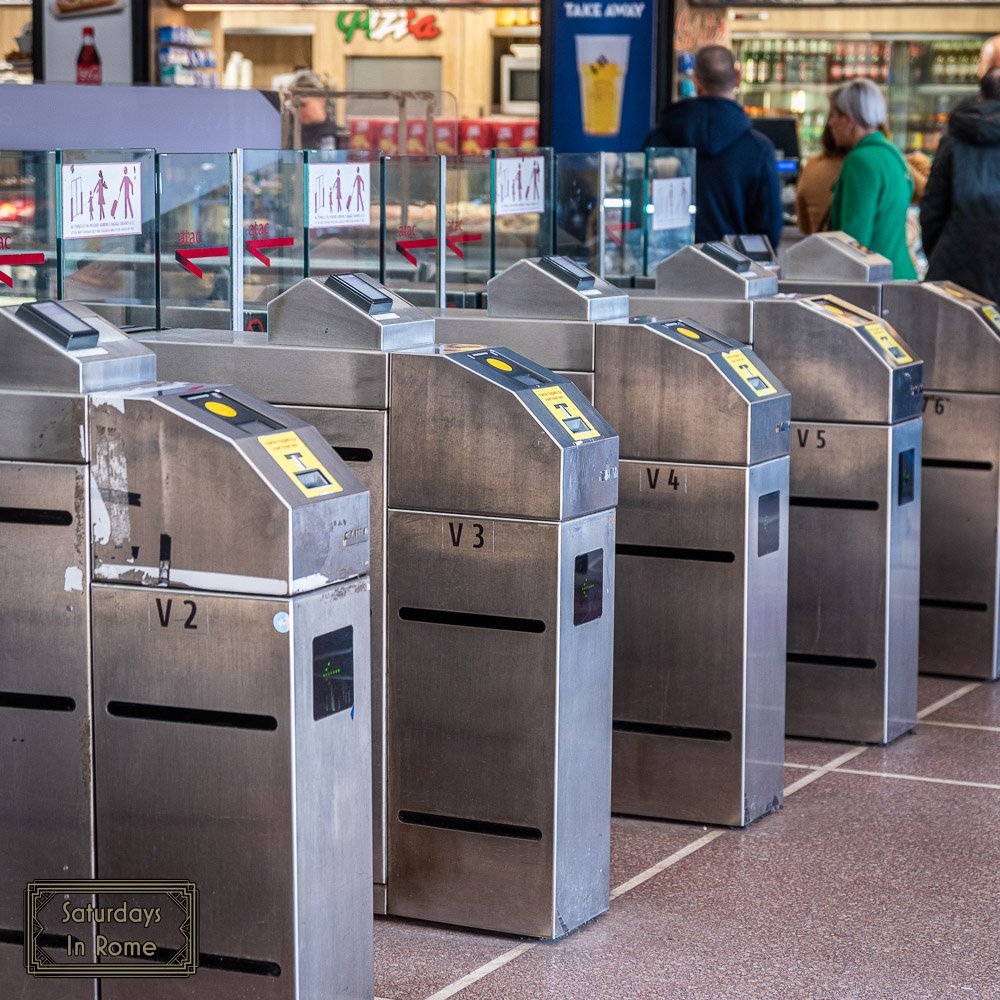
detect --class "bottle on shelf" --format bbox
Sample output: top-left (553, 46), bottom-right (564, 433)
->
top-left (76, 26), bottom-right (101, 86)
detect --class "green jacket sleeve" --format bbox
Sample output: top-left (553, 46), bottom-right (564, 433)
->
top-left (831, 151), bottom-right (879, 247)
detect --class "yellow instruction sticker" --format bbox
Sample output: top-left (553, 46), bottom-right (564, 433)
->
top-left (864, 322), bottom-right (913, 364)
top-left (533, 385), bottom-right (600, 441)
top-left (258, 431), bottom-right (343, 498)
top-left (720, 348), bottom-right (778, 397)
top-left (981, 305), bottom-right (1000, 333)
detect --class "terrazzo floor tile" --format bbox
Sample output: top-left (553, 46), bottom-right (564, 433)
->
top-left (916, 673), bottom-right (976, 713)
top-left (784, 736), bottom-right (859, 767)
top-left (446, 772), bottom-right (1000, 1000)
top-left (851, 722), bottom-right (1000, 786)
top-left (609, 816), bottom-right (708, 889)
top-left (374, 917), bottom-right (517, 1000)
top-left (929, 679), bottom-right (1000, 727)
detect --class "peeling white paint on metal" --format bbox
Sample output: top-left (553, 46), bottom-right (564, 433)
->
top-left (63, 566), bottom-right (84, 592)
top-left (90, 481), bottom-right (112, 545)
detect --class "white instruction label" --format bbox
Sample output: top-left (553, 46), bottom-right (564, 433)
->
top-left (61, 162), bottom-right (142, 240)
top-left (495, 156), bottom-right (545, 217)
top-left (309, 162), bottom-right (371, 229)
top-left (652, 176), bottom-right (692, 231)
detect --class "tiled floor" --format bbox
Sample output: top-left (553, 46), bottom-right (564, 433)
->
top-left (375, 676), bottom-right (1000, 1000)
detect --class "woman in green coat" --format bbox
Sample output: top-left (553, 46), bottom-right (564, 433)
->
top-left (828, 79), bottom-right (917, 279)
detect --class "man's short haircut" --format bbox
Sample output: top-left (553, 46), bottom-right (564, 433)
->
top-left (694, 46), bottom-right (739, 95)
top-left (982, 66), bottom-right (1000, 102)
top-left (831, 79), bottom-right (887, 130)
top-left (979, 35), bottom-right (1000, 78)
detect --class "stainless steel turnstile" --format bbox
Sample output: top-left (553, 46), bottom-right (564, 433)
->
top-left (751, 295), bottom-right (923, 743)
top-left (433, 255), bottom-right (630, 400)
top-left (882, 281), bottom-right (1000, 680)
top-left (386, 345), bottom-right (618, 936)
top-left (0, 301), bottom-right (155, 1000)
top-left (723, 233), bottom-right (779, 273)
top-left (629, 241), bottom-right (779, 345)
top-left (136, 276), bottom-right (435, 915)
top-left (594, 317), bottom-right (790, 825)
top-left (779, 231), bottom-right (893, 314)
top-left (90, 382), bottom-right (374, 1000)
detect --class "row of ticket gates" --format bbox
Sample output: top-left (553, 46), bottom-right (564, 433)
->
top-left (2, 231), bottom-right (998, 999)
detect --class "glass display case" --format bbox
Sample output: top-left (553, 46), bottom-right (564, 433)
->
top-left (734, 34), bottom-right (988, 160)
top-left (0, 150), bottom-right (57, 306)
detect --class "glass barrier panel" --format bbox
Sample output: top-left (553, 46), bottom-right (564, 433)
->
top-left (241, 149), bottom-right (306, 332)
top-left (645, 147), bottom-right (696, 273)
top-left (305, 149), bottom-right (382, 283)
top-left (445, 154), bottom-right (490, 306)
top-left (554, 152), bottom-right (602, 274)
top-left (157, 152), bottom-right (234, 331)
top-left (492, 147), bottom-right (553, 280)
top-left (602, 151), bottom-right (645, 284)
top-left (383, 154), bottom-right (444, 307)
top-left (0, 150), bottom-right (58, 306)
top-left (58, 149), bottom-right (157, 330)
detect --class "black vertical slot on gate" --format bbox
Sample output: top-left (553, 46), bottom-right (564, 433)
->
top-left (758, 491), bottom-right (781, 557)
top-left (898, 448), bottom-right (915, 506)
top-left (313, 626), bottom-right (354, 721)
top-left (574, 549), bottom-right (603, 626)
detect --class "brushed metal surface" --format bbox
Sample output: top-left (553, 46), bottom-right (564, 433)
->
top-left (594, 318), bottom-right (790, 465)
top-left (0, 390), bottom-right (87, 463)
top-left (279, 404), bottom-right (392, 885)
top-left (785, 420), bottom-right (921, 743)
top-left (92, 581), bottom-right (373, 1000)
top-left (387, 347), bottom-right (619, 521)
top-left (433, 310), bottom-right (598, 373)
top-left (626, 295), bottom-right (755, 346)
top-left (917, 392), bottom-right (1000, 680)
top-left (777, 279), bottom-right (882, 315)
top-left (612, 458), bottom-right (788, 826)
top-left (89, 385), bottom-right (370, 594)
top-left (486, 257), bottom-right (630, 322)
top-left (653, 244), bottom-right (778, 300)
top-left (881, 281), bottom-right (1000, 394)
top-left (385, 509), bottom-right (614, 937)
top-left (781, 231), bottom-right (894, 282)
top-left (135, 328), bottom-right (392, 410)
top-left (268, 276), bottom-right (435, 352)
top-left (559, 370), bottom-right (594, 402)
top-left (752, 297), bottom-right (923, 425)
top-left (0, 463), bottom-right (95, 930)
top-left (0, 301), bottom-right (155, 395)
top-left (0, 945), bottom-right (96, 1000)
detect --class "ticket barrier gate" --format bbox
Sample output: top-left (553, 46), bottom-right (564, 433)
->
top-left (881, 281), bottom-right (1000, 680)
top-left (0, 300), bottom-right (155, 1000)
top-left (779, 231), bottom-right (894, 314)
top-left (386, 345), bottom-right (618, 936)
top-left (433, 255), bottom-right (631, 401)
top-left (629, 242), bottom-right (779, 346)
top-left (751, 295), bottom-right (923, 743)
top-left (90, 382), bottom-right (374, 1000)
top-left (594, 317), bottom-right (790, 826)
top-left (136, 275), bottom-right (435, 915)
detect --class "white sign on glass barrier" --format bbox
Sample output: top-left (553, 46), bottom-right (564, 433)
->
top-left (61, 162), bottom-right (142, 239)
top-left (652, 176), bottom-right (692, 232)
top-left (495, 156), bottom-right (545, 217)
top-left (308, 162), bottom-right (372, 228)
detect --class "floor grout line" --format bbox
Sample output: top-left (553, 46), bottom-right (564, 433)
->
top-left (610, 830), bottom-right (726, 899)
top-left (422, 943), bottom-right (538, 1000)
top-left (783, 746), bottom-right (869, 797)
top-left (920, 719), bottom-right (1000, 734)
top-left (917, 683), bottom-right (981, 719)
top-left (831, 766), bottom-right (1000, 791)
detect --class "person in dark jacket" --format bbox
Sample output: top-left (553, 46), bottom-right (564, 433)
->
top-left (644, 45), bottom-right (784, 247)
top-left (921, 68), bottom-right (1000, 303)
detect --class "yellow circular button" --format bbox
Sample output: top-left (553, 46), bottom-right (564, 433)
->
top-left (487, 358), bottom-right (514, 372)
top-left (676, 326), bottom-right (701, 340)
top-left (205, 401), bottom-right (238, 418)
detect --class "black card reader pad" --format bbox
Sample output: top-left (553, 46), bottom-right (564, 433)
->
top-left (313, 626), bottom-right (355, 721)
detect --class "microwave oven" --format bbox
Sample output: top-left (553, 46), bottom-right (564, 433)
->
top-left (500, 45), bottom-right (540, 116)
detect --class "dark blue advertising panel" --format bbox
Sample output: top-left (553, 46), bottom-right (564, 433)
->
top-left (547, 1), bottom-right (658, 153)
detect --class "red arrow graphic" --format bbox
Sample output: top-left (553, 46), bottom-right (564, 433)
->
top-left (395, 237), bottom-right (438, 266)
top-left (445, 233), bottom-right (483, 259)
top-left (0, 252), bottom-right (45, 288)
top-left (175, 246), bottom-right (229, 280)
top-left (245, 237), bottom-right (295, 267)
top-left (605, 222), bottom-right (639, 248)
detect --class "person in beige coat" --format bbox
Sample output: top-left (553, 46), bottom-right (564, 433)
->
top-left (795, 123), bottom-right (847, 235)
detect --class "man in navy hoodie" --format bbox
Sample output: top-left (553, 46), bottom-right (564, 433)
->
top-left (645, 46), bottom-right (784, 247)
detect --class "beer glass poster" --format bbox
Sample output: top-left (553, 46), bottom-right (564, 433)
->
top-left (550, 1), bottom-right (657, 153)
